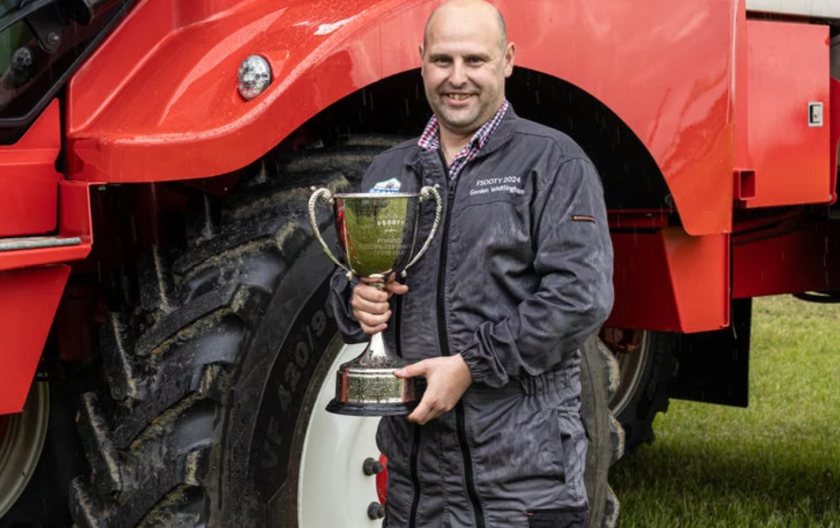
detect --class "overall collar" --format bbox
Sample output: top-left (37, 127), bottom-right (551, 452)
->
top-left (417, 99), bottom-right (510, 154)
top-left (406, 103), bottom-right (519, 172)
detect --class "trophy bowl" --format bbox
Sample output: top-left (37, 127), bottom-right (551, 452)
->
top-left (309, 186), bottom-right (441, 416)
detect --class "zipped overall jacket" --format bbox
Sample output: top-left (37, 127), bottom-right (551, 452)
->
top-left (329, 109), bottom-right (614, 528)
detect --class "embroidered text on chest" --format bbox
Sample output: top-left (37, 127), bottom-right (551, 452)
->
top-left (469, 175), bottom-right (525, 196)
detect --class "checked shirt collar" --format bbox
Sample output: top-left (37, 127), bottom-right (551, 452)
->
top-left (418, 100), bottom-right (510, 179)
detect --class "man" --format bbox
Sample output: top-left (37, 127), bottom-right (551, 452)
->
top-left (329, 0), bottom-right (613, 526)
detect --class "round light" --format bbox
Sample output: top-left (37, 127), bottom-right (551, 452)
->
top-left (238, 55), bottom-right (272, 101)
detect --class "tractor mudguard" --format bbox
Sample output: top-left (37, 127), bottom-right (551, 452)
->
top-left (67, 0), bottom-right (740, 236)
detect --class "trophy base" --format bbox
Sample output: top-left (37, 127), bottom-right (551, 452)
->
top-left (325, 332), bottom-right (422, 417)
top-left (326, 399), bottom-right (418, 417)
top-left (327, 363), bottom-right (419, 417)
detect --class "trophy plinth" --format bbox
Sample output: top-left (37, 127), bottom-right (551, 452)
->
top-left (325, 333), bottom-right (417, 416)
top-left (309, 186), bottom-right (442, 417)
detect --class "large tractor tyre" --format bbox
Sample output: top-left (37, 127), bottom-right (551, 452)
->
top-left (1, 369), bottom-right (89, 527)
top-left (580, 337), bottom-right (624, 528)
top-left (69, 137), bottom-right (623, 528)
top-left (606, 330), bottom-right (678, 453)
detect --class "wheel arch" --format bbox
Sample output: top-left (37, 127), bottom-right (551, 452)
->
top-left (67, 0), bottom-right (737, 236)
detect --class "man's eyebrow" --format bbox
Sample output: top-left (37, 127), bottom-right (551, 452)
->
top-left (427, 52), bottom-right (493, 61)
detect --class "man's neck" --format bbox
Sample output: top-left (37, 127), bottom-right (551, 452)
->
top-left (439, 128), bottom-right (474, 165)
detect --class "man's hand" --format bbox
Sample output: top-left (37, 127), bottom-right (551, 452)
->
top-left (395, 355), bottom-right (473, 425)
top-left (351, 276), bottom-right (409, 335)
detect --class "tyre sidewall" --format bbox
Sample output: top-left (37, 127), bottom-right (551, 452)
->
top-left (216, 237), bottom-right (343, 526)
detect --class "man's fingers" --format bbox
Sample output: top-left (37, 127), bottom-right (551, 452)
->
top-left (383, 274), bottom-right (409, 295)
top-left (400, 356), bottom-right (472, 424)
top-left (408, 393), bottom-right (449, 424)
top-left (360, 322), bottom-right (387, 335)
top-left (354, 309), bottom-right (391, 329)
top-left (385, 282), bottom-right (409, 295)
top-left (354, 283), bottom-right (390, 303)
top-left (351, 295), bottom-right (390, 316)
top-left (407, 398), bottom-right (434, 424)
top-left (394, 360), bottom-right (427, 379)
top-left (351, 282), bottom-right (393, 335)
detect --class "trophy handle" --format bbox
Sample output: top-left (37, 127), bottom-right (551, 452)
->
top-left (308, 187), bottom-right (354, 279)
top-left (401, 185), bottom-right (443, 277)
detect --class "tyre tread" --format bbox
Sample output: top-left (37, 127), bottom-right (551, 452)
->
top-left (70, 140), bottom-right (378, 527)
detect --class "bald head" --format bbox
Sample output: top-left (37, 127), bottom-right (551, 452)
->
top-left (424, 0), bottom-right (508, 51)
top-left (419, 0), bottom-right (515, 141)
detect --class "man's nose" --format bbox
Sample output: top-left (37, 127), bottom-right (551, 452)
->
top-left (449, 60), bottom-right (467, 86)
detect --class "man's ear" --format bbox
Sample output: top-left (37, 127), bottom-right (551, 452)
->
top-left (418, 44), bottom-right (425, 60)
top-left (504, 42), bottom-right (516, 77)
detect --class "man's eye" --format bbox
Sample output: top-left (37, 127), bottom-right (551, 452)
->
top-left (467, 57), bottom-right (485, 65)
top-left (433, 58), bottom-right (451, 66)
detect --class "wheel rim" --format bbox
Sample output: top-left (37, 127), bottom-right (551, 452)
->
top-left (0, 382), bottom-right (49, 518)
top-left (603, 329), bottom-right (651, 416)
top-left (298, 343), bottom-right (384, 527)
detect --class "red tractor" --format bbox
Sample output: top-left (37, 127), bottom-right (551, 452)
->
top-left (0, 0), bottom-right (837, 526)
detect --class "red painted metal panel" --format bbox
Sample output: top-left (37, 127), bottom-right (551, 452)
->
top-left (733, 0), bottom-right (750, 178)
top-left (0, 266), bottom-right (69, 415)
top-left (608, 229), bottom-right (729, 333)
top-left (732, 220), bottom-right (840, 299)
top-left (744, 20), bottom-right (832, 208)
top-left (59, 180), bottom-right (96, 240)
top-left (67, 0), bottom-right (737, 236)
top-left (832, 78), bottom-right (840, 198)
top-left (0, 181), bottom-right (94, 272)
top-left (0, 100), bottom-right (60, 237)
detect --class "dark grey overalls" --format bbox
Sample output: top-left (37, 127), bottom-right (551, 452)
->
top-left (330, 110), bottom-right (614, 528)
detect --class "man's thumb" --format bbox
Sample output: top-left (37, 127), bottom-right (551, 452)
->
top-left (394, 360), bottom-right (426, 379)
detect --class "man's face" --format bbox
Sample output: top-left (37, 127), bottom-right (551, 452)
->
top-left (420, 7), bottom-right (514, 137)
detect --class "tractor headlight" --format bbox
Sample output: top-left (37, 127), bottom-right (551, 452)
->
top-left (238, 55), bottom-right (272, 101)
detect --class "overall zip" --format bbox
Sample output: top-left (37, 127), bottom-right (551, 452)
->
top-left (408, 425), bottom-right (422, 526)
top-left (416, 152), bottom-right (486, 528)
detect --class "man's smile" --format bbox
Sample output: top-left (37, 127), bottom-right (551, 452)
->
top-left (443, 93), bottom-right (477, 106)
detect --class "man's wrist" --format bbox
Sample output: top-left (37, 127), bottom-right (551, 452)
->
top-left (453, 353), bottom-right (474, 385)
top-left (458, 348), bottom-right (487, 386)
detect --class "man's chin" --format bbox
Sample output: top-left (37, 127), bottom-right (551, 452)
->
top-left (438, 113), bottom-right (481, 135)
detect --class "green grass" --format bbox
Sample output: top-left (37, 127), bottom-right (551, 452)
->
top-left (612, 295), bottom-right (840, 527)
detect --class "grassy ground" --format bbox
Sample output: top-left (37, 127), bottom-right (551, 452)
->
top-left (611, 295), bottom-right (840, 527)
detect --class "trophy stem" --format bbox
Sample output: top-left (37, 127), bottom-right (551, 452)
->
top-left (326, 332), bottom-right (418, 416)
top-left (363, 331), bottom-right (391, 365)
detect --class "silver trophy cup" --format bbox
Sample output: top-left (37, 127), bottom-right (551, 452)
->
top-left (308, 186), bottom-right (442, 416)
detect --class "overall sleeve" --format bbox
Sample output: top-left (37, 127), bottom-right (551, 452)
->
top-left (459, 157), bottom-right (614, 388)
top-left (328, 271), bottom-right (367, 344)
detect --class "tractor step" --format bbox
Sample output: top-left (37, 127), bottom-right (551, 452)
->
top-left (0, 236), bottom-right (83, 252)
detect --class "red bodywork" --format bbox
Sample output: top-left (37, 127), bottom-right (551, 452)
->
top-left (743, 21), bottom-right (833, 208)
top-left (0, 266), bottom-right (70, 414)
top-left (0, 101), bottom-right (94, 413)
top-left (0, 0), bottom-right (837, 412)
top-left (733, 220), bottom-right (840, 299)
top-left (0, 101), bottom-right (61, 237)
top-left (67, 0), bottom-right (737, 237)
top-left (609, 230), bottom-right (729, 332)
